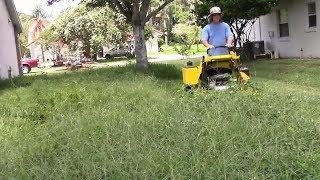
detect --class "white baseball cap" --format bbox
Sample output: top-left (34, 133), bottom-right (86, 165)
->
top-left (210, 7), bottom-right (222, 14)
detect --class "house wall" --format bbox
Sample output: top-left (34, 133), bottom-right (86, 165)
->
top-left (250, 0), bottom-right (320, 58)
top-left (0, 0), bottom-right (20, 79)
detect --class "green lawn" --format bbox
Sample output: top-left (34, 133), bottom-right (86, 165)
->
top-left (1, 59), bottom-right (320, 179)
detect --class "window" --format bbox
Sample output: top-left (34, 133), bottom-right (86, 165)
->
top-left (308, 2), bottom-right (317, 27)
top-left (278, 9), bottom-right (289, 37)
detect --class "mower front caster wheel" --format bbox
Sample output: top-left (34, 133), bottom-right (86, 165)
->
top-left (185, 86), bottom-right (192, 91)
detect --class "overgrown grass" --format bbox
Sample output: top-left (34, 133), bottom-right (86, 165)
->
top-left (1, 59), bottom-right (320, 179)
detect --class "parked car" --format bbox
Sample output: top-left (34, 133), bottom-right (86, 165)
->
top-left (20, 58), bottom-right (39, 74)
top-left (104, 47), bottom-right (135, 59)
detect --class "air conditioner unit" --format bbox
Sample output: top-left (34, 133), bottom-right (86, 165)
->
top-left (252, 41), bottom-right (265, 56)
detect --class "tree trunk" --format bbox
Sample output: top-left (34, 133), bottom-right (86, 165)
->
top-left (84, 45), bottom-right (91, 58)
top-left (164, 9), bottom-right (170, 45)
top-left (41, 45), bottom-right (45, 62)
top-left (133, 24), bottom-right (148, 71)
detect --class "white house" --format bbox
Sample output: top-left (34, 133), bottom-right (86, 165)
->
top-left (250, 0), bottom-right (320, 58)
top-left (0, 0), bottom-right (22, 79)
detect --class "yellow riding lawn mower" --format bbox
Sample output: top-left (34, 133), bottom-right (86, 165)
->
top-left (182, 46), bottom-right (250, 91)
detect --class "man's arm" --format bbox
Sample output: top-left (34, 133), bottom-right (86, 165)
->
top-left (202, 40), bottom-right (214, 49)
top-left (202, 26), bottom-right (214, 49)
top-left (226, 36), bottom-right (234, 48)
top-left (225, 23), bottom-right (234, 47)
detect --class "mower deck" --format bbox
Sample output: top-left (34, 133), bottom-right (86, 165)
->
top-left (182, 51), bottom-right (250, 91)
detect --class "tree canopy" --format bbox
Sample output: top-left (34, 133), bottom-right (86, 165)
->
top-left (41, 3), bottom-right (128, 58)
top-left (47, 0), bottom-right (173, 71)
top-left (19, 13), bottom-right (33, 57)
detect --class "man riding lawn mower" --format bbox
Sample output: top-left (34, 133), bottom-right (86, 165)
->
top-left (182, 7), bottom-right (250, 91)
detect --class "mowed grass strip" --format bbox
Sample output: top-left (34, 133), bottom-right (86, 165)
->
top-left (1, 60), bottom-right (320, 179)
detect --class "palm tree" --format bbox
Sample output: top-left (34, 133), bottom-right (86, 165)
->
top-left (28, 5), bottom-right (49, 62)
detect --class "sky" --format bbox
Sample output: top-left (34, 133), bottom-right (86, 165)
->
top-left (13, 0), bottom-right (81, 19)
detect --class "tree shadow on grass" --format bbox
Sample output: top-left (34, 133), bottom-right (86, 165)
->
top-left (0, 76), bottom-right (35, 95)
top-left (86, 63), bottom-right (182, 82)
top-left (0, 72), bottom-right (74, 94)
top-left (147, 63), bottom-right (182, 80)
top-left (0, 63), bottom-right (183, 95)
